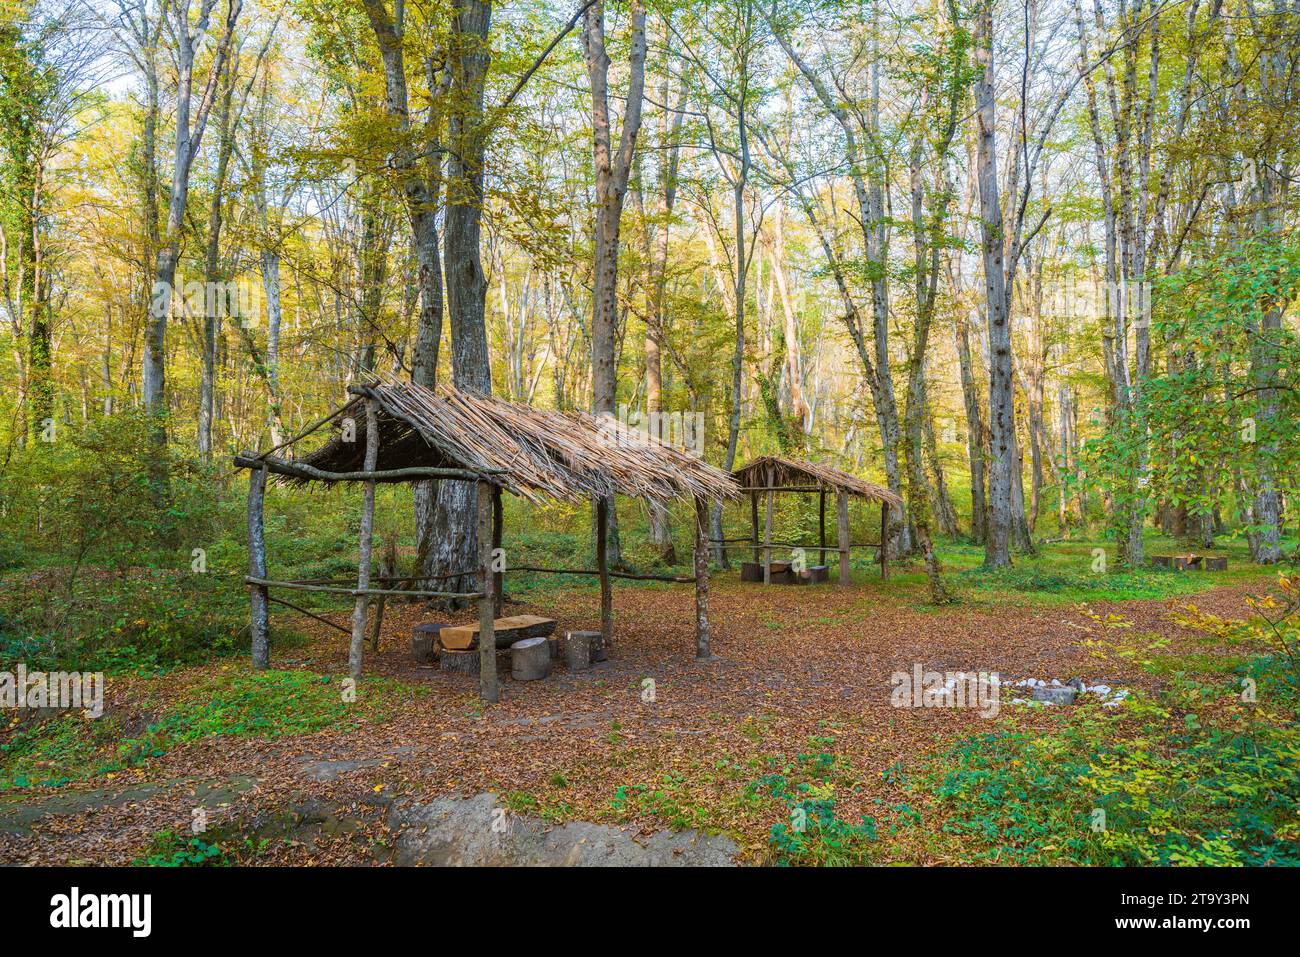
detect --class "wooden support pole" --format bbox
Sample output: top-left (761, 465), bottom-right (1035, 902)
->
top-left (880, 503), bottom-right (889, 581)
top-left (248, 464), bottom-right (270, 669)
top-left (369, 541), bottom-right (394, 652)
top-left (694, 496), bottom-right (711, 659)
top-left (268, 594), bottom-right (351, 636)
top-left (837, 489), bottom-right (850, 586)
top-left (491, 486), bottom-right (504, 618)
top-left (477, 480), bottom-right (498, 703)
top-left (233, 453), bottom-right (500, 484)
top-left (819, 489), bottom-right (827, 565)
top-left (750, 491), bottom-right (760, 564)
top-left (348, 398), bottom-right (379, 680)
top-left (597, 495), bottom-right (613, 650)
top-left (763, 487), bottom-right (774, 585)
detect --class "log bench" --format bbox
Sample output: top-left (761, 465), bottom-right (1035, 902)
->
top-left (797, 565), bottom-right (830, 585)
top-left (438, 614), bottom-right (557, 651)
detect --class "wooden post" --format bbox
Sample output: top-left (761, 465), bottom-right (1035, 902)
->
top-left (248, 464), bottom-right (270, 669)
top-left (880, 502), bottom-right (889, 581)
top-left (837, 489), bottom-right (850, 586)
top-left (818, 489), bottom-right (827, 566)
top-left (694, 496), bottom-right (711, 658)
top-left (491, 486), bottom-right (504, 618)
top-left (369, 539), bottom-right (394, 653)
top-left (597, 495), bottom-right (613, 650)
top-left (763, 488), bottom-right (774, 584)
top-left (750, 491), bottom-right (760, 564)
top-left (348, 399), bottom-right (380, 680)
top-left (477, 480), bottom-right (498, 703)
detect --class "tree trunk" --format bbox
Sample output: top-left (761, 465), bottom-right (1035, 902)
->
top-left (582, 0), bottom-right (647, 571)
top-left (973, 0), bottom-right (1014, 568)
top-left (425, 0), bottom-right (494, 596)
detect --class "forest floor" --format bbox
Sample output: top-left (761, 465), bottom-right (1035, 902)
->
top-left (3, 536), bottom-right (1295, 866)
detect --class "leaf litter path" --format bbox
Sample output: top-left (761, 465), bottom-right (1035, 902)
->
top-left (0, 577), bottom-right (1263, 865)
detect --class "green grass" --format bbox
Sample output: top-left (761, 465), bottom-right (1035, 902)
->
top-left (0, 669), bottom-right (425, 791)
top-left (914, 634), bottom-right (1300, 866)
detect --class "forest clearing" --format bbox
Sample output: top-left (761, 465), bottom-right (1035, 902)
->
top-left (1, 0), bottom-right (1298, 920)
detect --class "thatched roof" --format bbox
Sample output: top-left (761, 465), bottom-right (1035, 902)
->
top-left (732, 455), bottom-right (903, 508)
top-left (288, 380), bottom-right (740, 506)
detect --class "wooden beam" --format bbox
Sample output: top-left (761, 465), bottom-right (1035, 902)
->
top-left (763, 487), bottom-right (774, 585)
top-left (838, 489), bottom-right (850, 586)
top-left (244, 577), bottom-right (479, 599)
top-left (266, 594), bottom-right (351, 636)
top-left (232, 453), bottom-right (499, 484)
top-left (507, 565), bottom-right (691, 583)
top-left (819, 489), bottom-right (827, 565)
top-left (370, 542), bottom-right (395, 652)
top-left (750, 491), bottom-right (760, 564)
top-left (880, 502), bottom-right (889, 581)
top-left (596, 495), bottom-right (613, 650)
top-left (707, 541), bottom-right (881, 551)
top-left (694, 495), bottom-right (712, 659)
top-left (477, 481), bottom-right (499, 703)
top-left (248, 464), bottom-right (270, 669)
top-left (491, 485), bottom-right (504, 618)
top-left (348, 398), bottom-right (379, 680)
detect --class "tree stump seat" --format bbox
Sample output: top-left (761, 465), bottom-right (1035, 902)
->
top-left (438, 615), bottom-right (557, 651)
top-left (439, 648), bottom-right (481, 674)
top-left (510, 637), bottom-right (551, 681)
top-left (411, 623), bottom-right (444, 664)
top-left (796, 565), bottom-right (830, 585)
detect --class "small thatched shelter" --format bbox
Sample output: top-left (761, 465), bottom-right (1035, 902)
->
top-left (234, 377), bottom-right (740, 703)
top-left (730, 455), bottom-right (904, 584)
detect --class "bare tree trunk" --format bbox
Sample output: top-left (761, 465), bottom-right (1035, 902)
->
top-left (143, 0), bottom-right (242, 490)
top-left (973, 0), bottom-right (1014, 568)
top-left (640, 39), bottom-right (685, 564)
top-left (582, 0), bottom-right (646, 570)
top-left (428, 0), bottom-right (493, 597)
top-left (359, 0), bottom-right (452, 575)
top-left (955, 315), bottom-right (987, 543)
top-left (199, 51), bottom-right (237, 460)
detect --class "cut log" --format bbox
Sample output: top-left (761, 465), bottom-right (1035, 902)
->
top-left (511, 637), bottom-right (551, 681)
top-left (798, 565), bottom-right (830, 585)
top-left (740, 561), bottom-right (763, 583)
top-left (590, 629), bottom-right (609, 662)
top-left (564, 630), bottom-right (593, 671)
top-left (412, 623), bottom-right (443, 664)
top-left (439, 615), bottom-right (557, 651)
top-left (1203, 557), bottom-right (1228, 571)
top-left (439, 648), bottom-right (480, 674)
top-left (769, 566), bottom-right (795, 585)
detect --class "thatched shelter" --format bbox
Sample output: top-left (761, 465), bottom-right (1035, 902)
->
top-left (234, 378), bottom-right (740, 703)
top-left (730, 455), bottom-right (904, 584)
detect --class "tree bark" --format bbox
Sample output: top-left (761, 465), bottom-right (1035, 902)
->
top-left (582, 0), bottom-right (647, 570)
top-left (426, 0), bottom-right (494, 596)
top-left (973, 0), bottom-right (1014, 568)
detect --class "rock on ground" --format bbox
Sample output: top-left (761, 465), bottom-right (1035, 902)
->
top-left (389, 792), bottom-right (738, 866)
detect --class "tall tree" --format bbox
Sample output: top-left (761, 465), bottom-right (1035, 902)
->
top-left (144, 0), bottom-right (243, 473)
top-left (581, 0), bottom-right (647, 568)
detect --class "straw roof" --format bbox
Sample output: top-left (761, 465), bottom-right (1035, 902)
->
top-left (289, 379), bottom-right (740, 506)
top-left (732, 455), bottom-right (903, 508)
